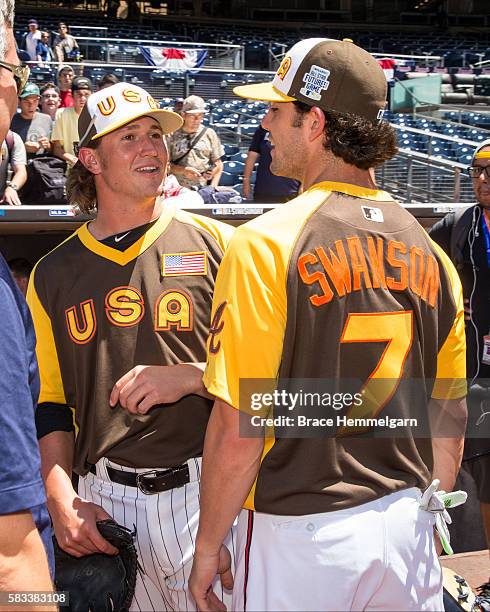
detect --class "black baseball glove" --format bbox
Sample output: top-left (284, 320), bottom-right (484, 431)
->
top-left (54, 519), bottom-right (138, 612)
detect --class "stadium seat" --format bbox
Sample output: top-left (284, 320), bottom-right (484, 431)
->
top-left (223, 145), bottom-right (240, 157)
top-left (219, 172), bottom-right (237, 186)
top-left (230, 152), bottom-right (249, 163)
top-left (223, 161), bottom-right (245, 176)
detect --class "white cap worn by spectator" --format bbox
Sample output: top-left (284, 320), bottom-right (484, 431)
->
top-left (182, 95), bottom-right (207, 114)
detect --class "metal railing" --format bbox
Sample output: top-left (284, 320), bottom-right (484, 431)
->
top-left (26, 60), bottom-right (273, 99)
top-left (69, 36), bottom-right (244, 69)
top-left (376, 150), bottom-right (473, 204)
top-left (414, 107), bottom-right (490, 129)
top-left (69, 25), bottom-right (108, 36)
top-left (271, 50), bottom-right (444, 71)
top-left (378, 122), bottom-right (478, 204)
top-left (372, 52), bottom-right (444, 68)
top-left (392, 122), bottom-right (482, 147)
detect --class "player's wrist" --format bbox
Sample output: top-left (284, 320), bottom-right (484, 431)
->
top-left (175, 363), bottom-right (204, 396)
top-left (194, 538), bottom-right (222, 557)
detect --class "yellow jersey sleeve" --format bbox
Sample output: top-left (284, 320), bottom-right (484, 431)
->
top-left (203, 224), bottom-right (287, 409)
top-left (26, 266), bottom-right (67, 404)
top-left (203, 186), bottom-right (331, 409)
top-left (175, 209), bottom-right (235, 254)
top-left (431, 241), bottom-right (467, 400)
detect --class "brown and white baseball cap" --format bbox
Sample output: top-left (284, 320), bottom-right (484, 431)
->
top-left (78, 82), bottom-right (183, 148)
top-left (234, 38), bottom-right (387, 123)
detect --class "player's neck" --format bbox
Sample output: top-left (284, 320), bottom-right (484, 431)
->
top-left (89, 196), bottom-right (164, 240)
top-left (302, 155), bottom-right (377, 192)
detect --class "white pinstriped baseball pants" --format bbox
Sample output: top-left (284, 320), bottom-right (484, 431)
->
top-left (79, 457), bottom-right (235, 612)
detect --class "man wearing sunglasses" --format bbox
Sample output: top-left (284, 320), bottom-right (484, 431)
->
top-left (0, 0), bottom-right (55, 602)
top-left (430, 140), bottom-right (490, 605)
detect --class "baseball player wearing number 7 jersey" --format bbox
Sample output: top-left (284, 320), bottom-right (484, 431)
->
top-left (27, 83), bottom-right (235, 611)
top-left (190, 39), bottom-right (468, 611)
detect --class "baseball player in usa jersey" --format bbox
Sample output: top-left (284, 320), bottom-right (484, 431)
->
top-left (27, 83), bottom-right (235, 611)
top-left (190, 39), bottom-right (468, 611)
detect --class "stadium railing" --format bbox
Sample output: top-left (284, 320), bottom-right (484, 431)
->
top-left (69, 36), bottom-right (245, 69)
top-left (26, 61), bottom-right (275, 101)
top-left (376, 150), bottom-right (473, 204)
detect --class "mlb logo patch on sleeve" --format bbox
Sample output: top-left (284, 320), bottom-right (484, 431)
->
top-left (162, 251), bottom-right (207, 276)
top-left (362, 206), bottom-right (384, 223)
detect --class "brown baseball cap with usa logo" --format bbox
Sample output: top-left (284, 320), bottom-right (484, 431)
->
top-left (234, 38), bottom-right (387, 123)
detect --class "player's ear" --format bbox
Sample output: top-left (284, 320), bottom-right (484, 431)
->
top-left (309, 106), bottom-right (325, 142)
top-left (78, 147), bottom-right (102, 175)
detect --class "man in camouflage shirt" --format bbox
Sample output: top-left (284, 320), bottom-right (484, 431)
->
top-left (168, 95), bottom-right (224, 189)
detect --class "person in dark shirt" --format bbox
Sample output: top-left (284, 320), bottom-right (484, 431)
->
top-left (36, 31), bottom-right (54, 65)
top-left (8, 257), bottom-right (33, 296)
top-left (430, 139), bottom-right (490, 601)
top-left (243, 125), bottom-right (300, 202)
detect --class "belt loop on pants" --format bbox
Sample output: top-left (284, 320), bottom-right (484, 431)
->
top-left (89, 463), bottom-right (190, 494)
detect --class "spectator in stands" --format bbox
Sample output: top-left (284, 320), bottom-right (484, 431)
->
top-left (8, 258), bottom-right (33, 297)
top-left (20, 19), bottom-right (42, 62)
top-left (10, 82), bottom-right (52, 159)
top-left (52, 22), bottom-right (79, 64)
top-left (430, 139), bottom-right (490, 604)
top-left (168, 95), bottom-right (224, 189)
top-left (0, 131), bottom-right (27, 206)
top-left (173, 97), bottom-right (184, 115)
top-left (243, 125), bottom-right (300, 202)
top-left (36, 31), bottom-right (54, 66)
top-left (51, 76), bottom-right (92, 168)
top-left (97, 72), bottom-right (119, 90)
top-left (57, 64), bottom-right (74, 108)
top-left (40, 83), bottom-right (60, 120)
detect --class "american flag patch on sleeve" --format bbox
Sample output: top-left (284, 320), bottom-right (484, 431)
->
top-left (162, 251), bottom-right (207, 277)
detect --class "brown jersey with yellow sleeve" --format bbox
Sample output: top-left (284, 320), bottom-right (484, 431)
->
top-left (204, 181), bottom-right (466, 515)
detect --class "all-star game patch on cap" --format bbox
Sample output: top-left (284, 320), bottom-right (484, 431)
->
top-left (234, 38), bottom-right (387, 123)
top-left (78, 82), bottom-right (183, 148)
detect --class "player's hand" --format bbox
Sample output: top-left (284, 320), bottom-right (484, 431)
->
top-left (463, 298), bottom-right (472, 321)
top-left (37, 136), bottom-right (51, 151)
top-left (110, 364), bottom-right (203, 414)
top-left (50, 494), bottom-right (118, 557)
top-left (189, 545), bottom-right (233, 612)
top-left (183, 166), bottom-right (201, 180)
top-left (1, 185), bottom-right (21, 206)
top-left (25, 140), bottom-right (41, 153)
top-left (66, 154), bottom-right (78, 167)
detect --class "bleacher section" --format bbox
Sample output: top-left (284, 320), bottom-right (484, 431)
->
top-left (15, 12), bottom-right (490, 71)
top-left (11, 11), bottom-right (490, 204)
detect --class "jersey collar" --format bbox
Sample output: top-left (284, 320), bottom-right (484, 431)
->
top-left (309, 181), bottom-right (395, 202)
top-left (77, 199), bottom-right (175, 266)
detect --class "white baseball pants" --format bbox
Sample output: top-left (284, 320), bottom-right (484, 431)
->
top-left (79, 457), bottom-right (235, 612)
top-left (232, 487), bottom-right (443, 611)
